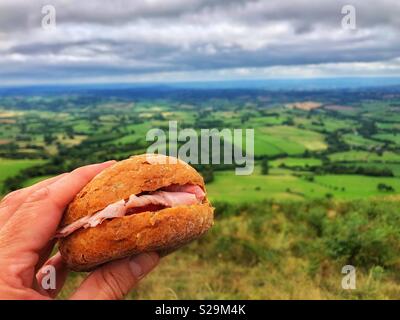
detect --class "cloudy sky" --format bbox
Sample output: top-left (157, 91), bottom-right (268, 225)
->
top-left (0, 0), bottom-right (399, 85)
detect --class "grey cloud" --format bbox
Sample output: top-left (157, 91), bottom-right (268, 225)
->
top-left (0, 0), bottom-right (253, 31)
top-left (0, 0), bottom-right (399, 83)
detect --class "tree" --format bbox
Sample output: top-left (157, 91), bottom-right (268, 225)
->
top-left (65, 126), bottom-right (75, 139)
top-left (377, 183), bottom-right (395, 192)
top-left (44, 133), bottom-right (56, 145)
top-left (283, 117), bottom-right (294, 126)
top-left (200, 166), bottom-right (214, 183)
top-left (261, 157), bottom-right (269, 175)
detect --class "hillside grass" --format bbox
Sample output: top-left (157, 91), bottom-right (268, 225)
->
top-left (314, 175), bottom-right (400, 198)
top-left (342, 134), bottom-right (382, 148)
top-left (0, 158), bottom-right (46, 185)
top-left (329, 151), bottom-right (400, 162)
top-left (59, 200), bottom-right (400, 299)
top-left (254, 126), bottom-right (327, 156)
top-left (339, 162), bottom-right (400, 177)
top-left (22, 175), bottom-right (54, 188)
top-left (206, 167), bottom-right (400, 202)
top-left (271, 157), bottom-right (322, 168)
top-left (373, 133), bottom-right (400, 145)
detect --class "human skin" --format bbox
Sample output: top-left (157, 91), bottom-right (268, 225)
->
top-left (0, 161), bottom-right (159, 300)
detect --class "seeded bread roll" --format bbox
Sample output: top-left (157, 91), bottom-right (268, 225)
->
top-left (58, 154), bottom-right (214, 271)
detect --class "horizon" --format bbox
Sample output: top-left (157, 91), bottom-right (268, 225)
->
top-left (2, 76), bottom-right (400, 91)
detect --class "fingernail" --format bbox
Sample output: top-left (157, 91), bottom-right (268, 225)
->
top-left (129, 252), bottom-right (159, 279)
top-left (129, 258), bottom-right (143, 279)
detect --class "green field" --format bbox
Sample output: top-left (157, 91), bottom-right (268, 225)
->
top-left (373, 133), bottom-right (400, 145)
top-left (296, 116), bottom-right (357, 133)
top-left (253, 126), bottom-right (327, 156)
top-left (342, 134), bottom-right (382, 148)
top-left (0, 159), bottom-right (46, 185)
top-left (271, 157), bottom-right (322, 168)
top-left (329, 151), bottom-right (400, 162)
top-left (3, 99), bottom-right (400, 202)
top-left (313, 175), bottom-right (400, 198)
top-left (338, 162), bottom-right (400, 177)
top-left (206, 166), bottom-right (400, 202)
top-left (21, 175), bottom-right (54, 188)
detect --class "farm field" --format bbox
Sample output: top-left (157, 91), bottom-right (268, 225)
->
top-left (21, 175), bottom-right (54, 187)
top-left (207, 168), bottom-right (400, 202)
top-left (2, 92), bottom-right (400, 201)
top-left (253, 126), bottom-right (327, 156)
top-left (328, 151), bottom-right (400, 163)
top-left (270, 157), bottom-right (322, 168)
top-left (373, 133), bottom-right (400, 145)
top-left (338, 162), bottom-right (400, 177)
top-left (0, 158), bottom-right (45, 186)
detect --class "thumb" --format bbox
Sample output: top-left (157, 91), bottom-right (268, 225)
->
top-left (70, 252), bottom-right (159, 300)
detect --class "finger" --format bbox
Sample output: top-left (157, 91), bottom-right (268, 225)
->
top-left (35, 252), bottom-right (69, 298)
top-left (70, 252), bottom-right (159, 300)
top-left (0, 174), bottom-right (67, 230)
top-left (0, 161), bottom-right (115, 287)
top-left (0, 161), bottom-right (116, 252)
top-left (35, 239), bottom-right (57, 273)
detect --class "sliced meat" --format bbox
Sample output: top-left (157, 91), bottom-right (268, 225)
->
top-left (84, 200), bottom-right (126, 228)
top-left (126, 193), bottom-right (169, 208)
top-left (125, 191), bottom-right (198, 208)
top-left (56, 215), bottom-right (91, 238)
top-left (162, 184), bottom-right (205, 201)
top-left (56, 184), bottom-right (205, 238)
top-left (155, 191), bottom-right (198, 206)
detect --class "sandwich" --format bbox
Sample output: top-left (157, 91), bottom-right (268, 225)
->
top-left (57, 154), bottom-right (214, 271)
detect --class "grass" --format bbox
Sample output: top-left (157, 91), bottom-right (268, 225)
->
top-left (376, 122), bottom-right (400, 130)
top-left (72, 120), bottom-right (93, 134)
top-left (55, 134), bottom-right (87, 147)
top-left (342, 134), bottom-right (382, 148)
top-left (59, 200), bottom-right (400, 299)
top-left (112, 123), bottom-right (153, 145)
top-left (329, 151), bottom-right (400, 162)
top-left (338, 162), bottom-right (400, 177)
top-left (253, 126), bottom-right (327, 156)
top-left (208, 170), bottom-right (299, 202)
top-left (247, 116), bottom-right (287, 127)
top-left (373, 133), bottom-right (400, 145)
top-left (21, 175), bottom-right (54, 188)
top-left (0, 158), bottom-right (46, 185)
top-left (207, 167), bottom-right (331, 202)
top-left (314, 175), bottom-right (400, 198)
top-left (207, 166), bottom-right (400, 202)
top-left (271, 157), bottom-right (322, 168)
top-left (112, 134), bottom-right (140, 145)
top-left (226, 125), bottom-right (327, 157)
top-left (296, 116), bottom-right (357, 133)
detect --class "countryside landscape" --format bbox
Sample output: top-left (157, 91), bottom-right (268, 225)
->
top-left (1, 81), bottom-right (400, 299)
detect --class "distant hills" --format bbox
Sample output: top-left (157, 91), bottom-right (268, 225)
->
top-left (2, 77), bottom-right (400, 96)
top-left (1, 79), bottom-right (400, 109)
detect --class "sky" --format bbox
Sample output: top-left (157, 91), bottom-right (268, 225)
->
top-left (0, 0), bottom-right (399, 85)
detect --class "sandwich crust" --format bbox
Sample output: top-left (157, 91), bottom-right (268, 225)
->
top-left (58, 154), bottom-right (214, 271)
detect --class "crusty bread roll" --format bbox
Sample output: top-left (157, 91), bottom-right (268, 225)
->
top-left (58, 154), bottom-right (214, 271)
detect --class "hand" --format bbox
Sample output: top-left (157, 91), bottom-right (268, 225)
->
top-left (0, 161), bottom-right (159, 300)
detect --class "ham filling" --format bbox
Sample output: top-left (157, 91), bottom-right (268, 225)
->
top-left (56, 184), bottom-right (205, 238)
